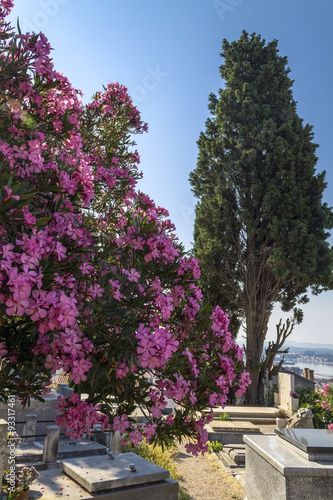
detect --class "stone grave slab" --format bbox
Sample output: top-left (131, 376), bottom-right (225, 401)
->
top-left (27, 467), bottom-right (92, 499)
top-left (61, 452), bottom-right (170, 493)
top-left (275, 428), bottom-right (333, 461)
top-left (57, 438), bottom-right (107, 458)
top-left (26, 465), bottom-right (178, 500)
top-left (14, 438), bottom-right (108, 464)
top-left (212, 421), bottom-right (260, 433)
top-left (15, 442), bottom-right (43, 463)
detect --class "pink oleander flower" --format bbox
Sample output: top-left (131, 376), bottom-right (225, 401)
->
top-left (113, 414), bottom-right (130, 434)
top-left (115, 362), bottom-right (129, 379)
top-left (3, 185), bottom-right (20, 201)
top-left (88, 284), bottom-right (104, 298)
top-left (125, 268), bottom-right (140, 282)
top-left (235, 371), bottom-right (251, 397)
top-left (23, 210), bottom-right (36, 227)
top-left (0, 342), bottom-right (8, 360)
top-left (165, 414), bottom-right (175, 426)
top-left (55, 395), bottom-right (109, 439)
top-left (5, 295), bottom-right (30, 317)
top-left (129, 428), bottom-right (144, 446)
top-left (109, 279), bottom-right (124, 300)
top-left (144, 422), bottom-right (157, 441)
top-left (54, 242), bottom-right (67, 261)
top-left (0, 0), bottom-right (14, 17)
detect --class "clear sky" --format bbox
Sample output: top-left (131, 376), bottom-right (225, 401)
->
top-left (8, 0), bottom-right (333, 345)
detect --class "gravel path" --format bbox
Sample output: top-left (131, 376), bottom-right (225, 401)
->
top-left (174, 443), bottom-right (245, 500)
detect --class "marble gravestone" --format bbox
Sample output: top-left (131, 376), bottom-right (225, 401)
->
top-left (275, 428), bottom-right (333, 461)
top-left (244, 428), bottom-right (333, 500)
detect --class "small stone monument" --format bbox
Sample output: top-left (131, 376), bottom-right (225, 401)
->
top-left (288, 408), bottom-right (314, 429)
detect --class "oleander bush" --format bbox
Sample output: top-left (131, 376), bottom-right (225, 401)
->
top-left (0, 0), bottom-right (250, 453)
top-left (297, 386), bottom-right (333, 429)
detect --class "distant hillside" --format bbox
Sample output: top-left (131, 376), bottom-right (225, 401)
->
top-left (277, 340), bottom-right (333, 354)
top-left (239, 340), bottom-right (333, 355)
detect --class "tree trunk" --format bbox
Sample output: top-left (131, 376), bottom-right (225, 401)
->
top-left (246, 340), bottom-right (265, 403)
top-left (245, 303), bottom-right (270, 403)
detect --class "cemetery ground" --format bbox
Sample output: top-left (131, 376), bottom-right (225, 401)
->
top-left (4, 375), bottom-right (332, 500)
top-left (174, 442), bottom-right (244, 500)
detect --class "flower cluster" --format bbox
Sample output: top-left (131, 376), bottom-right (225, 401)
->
top-left (321, 385), bottom-right (333, 420)
top-left (298, 386), bottom-right (333, 430)
top-left (55, 394), bottom-right (109, 439)
top-left (16, 466), bottom-right (40, 492)
top-left (3, 465), bottom-right (39, 494)
top-left (0, 1), bottom-right (250, 454)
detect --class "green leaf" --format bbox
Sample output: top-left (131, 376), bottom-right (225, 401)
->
top-left (141, 221), bottom-right (156, 234)
top-left (35, 216), bottom-right (53, 227)
top-left (23, 113), bottom-right (39, 129)
top-left (46, 185), bottom-right (64, 192)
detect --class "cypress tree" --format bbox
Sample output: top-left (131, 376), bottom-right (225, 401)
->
top-left (190, 31), bottom-right (333, 401)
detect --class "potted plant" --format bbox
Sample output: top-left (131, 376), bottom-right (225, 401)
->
top-left (16, 467), bottom-right (40, 499)
top-left (290, 391), bottom-right (299, 412)
top-left (2, 466), bottom-right (39, 500)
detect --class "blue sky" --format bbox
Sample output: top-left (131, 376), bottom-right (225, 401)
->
top-left (8, 0), bottom-right (333, 345)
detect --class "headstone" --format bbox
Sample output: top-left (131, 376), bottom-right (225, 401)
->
top-left (43, 425), bottom-right (60, 463)
top-left (164, 397), bottom-right (178, 414)
top-left (290, 397), bottom-right (299, 412)
top-left (278, 372), bottom-right (295, 411)
top-left (109, 430), bottom-right (122, 453)
top-left (23, 413), bottom-right (37, 442)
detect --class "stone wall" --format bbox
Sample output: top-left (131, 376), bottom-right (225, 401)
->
top-left (294, 373), bottom-right (315, 392)
top-left (0, 391), bottom-right (60, 436)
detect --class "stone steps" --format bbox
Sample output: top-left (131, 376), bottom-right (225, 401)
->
top-left (217, 450), bottom-right (238, 469)
top-left (224, 445), bottom-right (246, 467)
top-left (211, 405), bottom-right (279, 419)
top-left (216, 444), bottom-right (246, 469)
top-left (228, 417), bottom-right (277, 424)
top-left (229, 448), bottom-right (245, 465)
